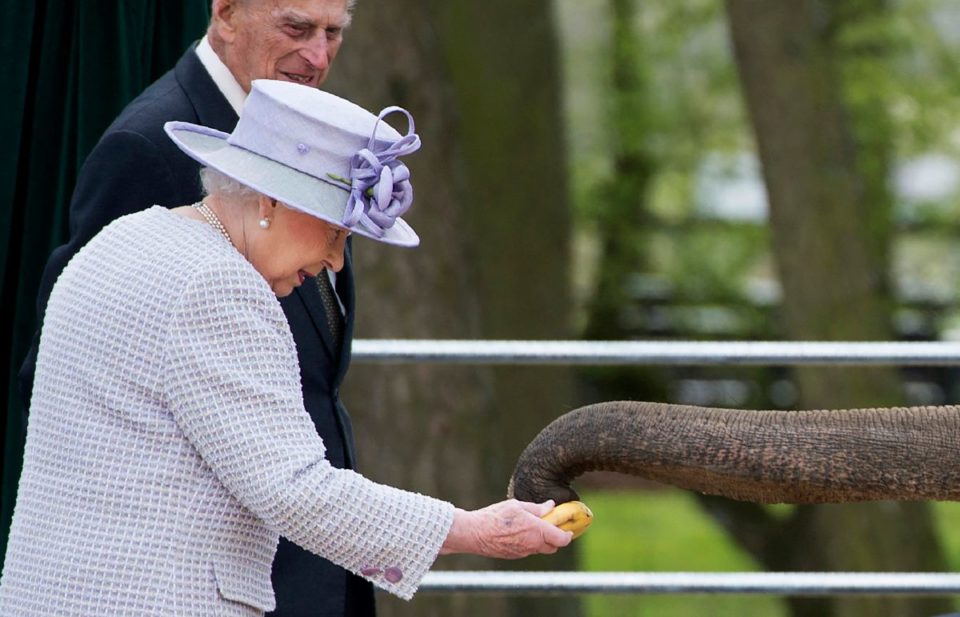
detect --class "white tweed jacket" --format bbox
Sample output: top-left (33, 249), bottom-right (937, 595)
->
top-left (0, 207), bottom-right (454, 616)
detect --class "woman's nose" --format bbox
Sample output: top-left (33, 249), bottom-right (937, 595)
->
top-left (327, 244), bottom-right (345, 272)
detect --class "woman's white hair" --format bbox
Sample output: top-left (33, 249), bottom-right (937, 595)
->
top-left (199, 167), bottom-right (261, 206)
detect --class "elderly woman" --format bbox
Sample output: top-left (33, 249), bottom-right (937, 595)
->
top-left (0, 80), bottom-right (571, 616)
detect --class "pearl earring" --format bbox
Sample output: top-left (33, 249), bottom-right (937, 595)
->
top-left (259, 218), bottom-right (271, 230)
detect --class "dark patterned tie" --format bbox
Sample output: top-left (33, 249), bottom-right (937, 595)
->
top-left (315, 271), bottom-right (344, 352)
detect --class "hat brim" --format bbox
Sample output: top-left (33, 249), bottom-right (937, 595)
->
top-left (165, 122), bottom-right (419, 247)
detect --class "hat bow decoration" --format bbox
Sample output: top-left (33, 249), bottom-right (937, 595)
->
top-left (335, 106), bottom-right (420, 238)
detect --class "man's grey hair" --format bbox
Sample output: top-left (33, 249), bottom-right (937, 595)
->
top-left (200, 167), bottom-right (261, 206)
top-left (209, 0), bottom-right (358, 17)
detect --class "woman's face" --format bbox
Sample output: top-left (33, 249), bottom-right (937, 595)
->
top-left (252, 202), bottom-right (350, 297)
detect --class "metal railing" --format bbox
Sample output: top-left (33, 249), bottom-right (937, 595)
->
top-left (419, 571), bottom-right (960, 596)
top-left (353, 339), bottom-right (960, 366)
top-left (354, 339), bottom-right (960, 596)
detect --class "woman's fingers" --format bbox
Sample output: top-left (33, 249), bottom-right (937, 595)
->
top-left (524, 499), bottom-right (574, 549)
top-left (540, 518), bottom-right (574, 549)
top-left (518, 498), bottom-right (556, 518)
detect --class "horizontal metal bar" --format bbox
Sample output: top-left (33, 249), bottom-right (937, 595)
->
top-left (419, 571), bottom-right (960, 595)
top-left (353, 339), bottom-right (960, 366)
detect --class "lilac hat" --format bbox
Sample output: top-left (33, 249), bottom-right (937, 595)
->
top-left (164, 79), bottom-right (420, 246)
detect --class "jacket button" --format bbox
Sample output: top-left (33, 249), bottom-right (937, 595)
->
top-left (384, 567), bottom-right (403, 583)
top-left (360, 566), bottom-right (382, 577)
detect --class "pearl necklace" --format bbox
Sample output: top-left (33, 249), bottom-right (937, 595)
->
top-left (192, 201), bottom-right (232, 245)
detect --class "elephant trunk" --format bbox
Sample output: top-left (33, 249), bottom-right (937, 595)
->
top-left (507, 401), bottom-right (960, 505)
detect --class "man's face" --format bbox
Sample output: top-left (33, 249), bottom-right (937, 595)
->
top-left (216, 0), bottom-right (349, 91)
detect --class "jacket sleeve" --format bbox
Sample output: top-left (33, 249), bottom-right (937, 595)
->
top-left (164, 259), bottom-right (454, 600)
top-left (19, 130), bottom-right (183, 409)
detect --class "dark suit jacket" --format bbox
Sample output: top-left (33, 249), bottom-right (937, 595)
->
top-left (17, 46), bottom-right (375, 617)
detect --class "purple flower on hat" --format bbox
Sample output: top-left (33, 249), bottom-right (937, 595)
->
top-left (341, 106), bottom-right (420, 237)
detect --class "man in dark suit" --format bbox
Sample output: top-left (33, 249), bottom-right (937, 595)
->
top-left (17, 1), bottom-right (374, 615)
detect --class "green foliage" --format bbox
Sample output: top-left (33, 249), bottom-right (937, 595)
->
top-left (579, 489), bottom-right (960, 617)
top-left (579, 490), bottom-right (770, 570)
top-left (559, 0), bottom-right (767, 353)
top-left (880, 0), bottom-right (960, 156)
top-left (934, 501), bottom-right (960, 572)
top-left (579, 489), bottom-right (788, 617)
top-left (655, 225), bottom-right (770, 303)
top-left (558, 0), bottom-right (960, 399)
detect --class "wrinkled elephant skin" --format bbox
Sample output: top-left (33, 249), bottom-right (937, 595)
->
top-left (508, 401), bottom-right (960, 505)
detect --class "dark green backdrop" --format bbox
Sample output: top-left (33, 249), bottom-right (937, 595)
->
top-left (0, 0), bottom-right (210, 561)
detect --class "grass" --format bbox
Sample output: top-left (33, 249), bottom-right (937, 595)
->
top-left (578, 489), bottom-right (960, 617)
top-left (936, 501), bottom-right (960, 572)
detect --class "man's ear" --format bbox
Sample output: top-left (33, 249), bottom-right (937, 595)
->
top-left (210, 0), bottom-right (241, 43)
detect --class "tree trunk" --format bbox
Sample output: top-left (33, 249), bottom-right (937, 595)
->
top-left (579, 0), bottom-right (669, 405)
top-left (325, 1), bottom-right (576, 616)
top-left (723, 2), bottom-right (950, 616)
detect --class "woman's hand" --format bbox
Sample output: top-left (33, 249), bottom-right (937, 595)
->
top-left (439, 499), bottom-right (573, 559)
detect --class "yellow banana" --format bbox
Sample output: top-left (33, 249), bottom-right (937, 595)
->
top-left (541, 500), bottom-right (593, 539)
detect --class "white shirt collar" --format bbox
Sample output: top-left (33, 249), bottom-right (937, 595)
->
top-left (194, 35), bottom-right (247, 117)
